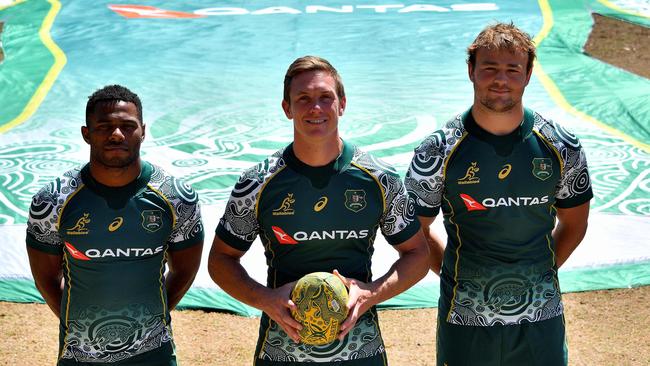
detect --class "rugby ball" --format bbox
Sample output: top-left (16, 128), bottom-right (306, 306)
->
top-left (291, 272), bottom-right (349, 345)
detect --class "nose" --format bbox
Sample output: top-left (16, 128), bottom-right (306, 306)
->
top-left (493, 70), bottom-right (508, 84)
top-left (308, 100), bottom-right (323, 113)
top-left (109, 127), bottom-right (125, 142)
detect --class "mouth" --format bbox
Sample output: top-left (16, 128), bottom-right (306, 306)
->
top-left (104, 145), bottom-right (129, 151)
top-left (305, 118), bottom-right (327, 125)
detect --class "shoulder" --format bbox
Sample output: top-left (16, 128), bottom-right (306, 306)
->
top-left (351, 145), bottom-right (399, 179)
top-left (148, 164), bottom-right (199, 205)
top-left (414, 114), bottom-right (466, 156)
top-left (532, 111), bottom-right (583, 152)
top-left (232, 147), bottom-right (288, 196)
top-left (30, 166), bottom-right (84, 212)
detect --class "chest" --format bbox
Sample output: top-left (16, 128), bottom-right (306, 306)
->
top-left (257, 170), bottom-right (383, 245)
top-left (444, 135), bottom-right (561, 212)
top-left (58, 189), bottom-right (173, 261)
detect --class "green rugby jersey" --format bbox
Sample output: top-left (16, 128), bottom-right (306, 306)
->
top-left (406, 108), bottom-right (592, 326)
top-left (26, 161), bottom-right (203, 364)
top-left (216, 141), bottom-right (420, 364)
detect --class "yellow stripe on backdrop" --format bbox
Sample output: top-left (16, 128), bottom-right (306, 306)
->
top-left (533, 0), bottom-right (650, 152)
top-left (597, 0), bottom-right (650, 19)
top-left (0, 0), bottom-right (67, 134)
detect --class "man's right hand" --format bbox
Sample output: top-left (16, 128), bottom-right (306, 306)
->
top-left (260, 281), bottom-right (303, 343)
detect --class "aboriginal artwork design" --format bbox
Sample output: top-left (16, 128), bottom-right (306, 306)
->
top-left (259, 313), bottom-right (384, 362)
top-left (533, 113), bottom-right (592, 201)
top-left (352, 147), bottom-right (417, 237)
top-left (59, 304), bottom-right (172, 363)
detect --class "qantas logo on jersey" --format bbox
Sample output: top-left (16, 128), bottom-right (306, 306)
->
top-left (460, 194), bottom-right (549, 211)
top-left (64, 242), bottom-right (164, 260)
top-left (459, 194), bottom-right (487, 211)
top-left (271, 226), bottom-right (369, 244)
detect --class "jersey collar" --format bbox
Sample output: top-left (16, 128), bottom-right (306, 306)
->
top-left (462, 108), bottom-right (535, 155)
top-left (283, 140), bottom-right (354, 188)
top-left (81, 161), bottom-right (153, 203)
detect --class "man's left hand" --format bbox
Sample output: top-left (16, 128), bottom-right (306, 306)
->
top-left (333, 269), bottom-right (376, 341)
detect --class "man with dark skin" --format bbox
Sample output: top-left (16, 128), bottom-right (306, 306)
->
top-left (26, 85), bottom-right (204, 365)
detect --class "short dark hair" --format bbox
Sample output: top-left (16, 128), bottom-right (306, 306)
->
top-left (85, 84), bottom-right (143, 125)
top-left (283, 56), bottom-right (345, 105)
top-left (467, 22), bottom-right (536, 73)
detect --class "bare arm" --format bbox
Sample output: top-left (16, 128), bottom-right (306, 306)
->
top-left (165, 242), bottom-right (203, 310)
top-left (553, 201), bottom-right (590, 268)
top-left (417, 215), bottom-right (445, 275)
top-left (26, 246), bottom-right (63, 317)
top-left (207, 235), bottom-right (302, 342)
top-left (335, 229), bottom-right (429, 339)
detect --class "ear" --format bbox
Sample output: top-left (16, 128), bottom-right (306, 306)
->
top-left (338, 96), bottom-right (346, 116)
top-left (281, 100), bottom-right (292, 119)
top-left (467, 62), bottom-right (475, 82)
top-left (141, 123), bottom-right (146, 141)
top-left (81, 125), bottom-right (90, 144)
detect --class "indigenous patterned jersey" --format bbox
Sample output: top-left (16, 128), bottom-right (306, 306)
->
top-left (217, 141), bottom-right (420, 364)
top-left (26, 161), bottom-right (203, 364)
top-left (406, 109), bottom-right (592, 326)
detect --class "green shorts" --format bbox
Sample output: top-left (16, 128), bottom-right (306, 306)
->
top-left (437, 314), bottom-right (567, 366)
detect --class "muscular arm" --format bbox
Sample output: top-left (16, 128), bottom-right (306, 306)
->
top-left (165, 242), bottom-right (203, 310)
top-left (417, 215), bottom-right (445, 275)
top-left (553, 201), bottom-right (590, 268)
top-left (336, 229), bottom-right (429, 339)
top-left (207, 235), bottom-right (302, 342)
top-left (26, 247), bottom-right (63, 317)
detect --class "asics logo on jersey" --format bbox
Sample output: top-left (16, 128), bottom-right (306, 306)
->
top-left (273, 193), bottom-right (296, 216)
top-left (498, 164), bottom-right (512, 180)
top-left (458, 162), bottom-right (480, 185)
top-left (64, 243), bottom-right (165, 260)
top-left (314, 196), bottom-right (328, 212)
top-left (460, 194), bottom-right (487, 211)
top-left (272, 226), bottom-right (298, 244)
top-left (271, 226), bottom-right (369, 243)
top-left (66, 213), bottom-right (91, 235)
top-left (108, 217), bottom-right (124, 232)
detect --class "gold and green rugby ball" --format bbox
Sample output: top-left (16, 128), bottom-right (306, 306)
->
top-left (291, 272), bottom-right (349, 345)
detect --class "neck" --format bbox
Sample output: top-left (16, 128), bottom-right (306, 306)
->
top-left (89, 159), bottom-right (142, 187)
top-left (471, 103), bottom-right (525, 136)
top-left (293, 136), bottom-right (343, 167)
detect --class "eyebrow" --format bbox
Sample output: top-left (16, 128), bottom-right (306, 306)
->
top-left (481, 60), bottom-right (524, 68)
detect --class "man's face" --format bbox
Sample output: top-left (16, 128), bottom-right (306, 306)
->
top-left (82, 100), bottom-right (144, 169)
top-left (282, 70), bottom-right (346, 143)
top-left (469, 47), bottom-right (532, 113)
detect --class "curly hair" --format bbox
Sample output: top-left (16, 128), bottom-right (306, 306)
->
top-left (85, 84), bottom-right (143, 124)
top-left (467, 22), bottom-right (536, 72)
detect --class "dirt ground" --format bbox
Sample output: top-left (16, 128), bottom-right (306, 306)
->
top-left (1, 286), bottom-right (649, 365)
top-left (1, 12), bottom-right (649, 366)
top-left (584, 14), bottom-right (650, 79)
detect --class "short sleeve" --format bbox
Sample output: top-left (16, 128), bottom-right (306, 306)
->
top-left (215, 167), bottom-right (264, 252)
top-left (166, 178), bottom-right (204, 251)
top-left (26, 181), bottom-right (65, 255)
top-left (552, 127), bottom-right (593, 208)
top-left (379, 171), bottom-right (421, 245)
top-left (405, 131), bottom-right (448, 217)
